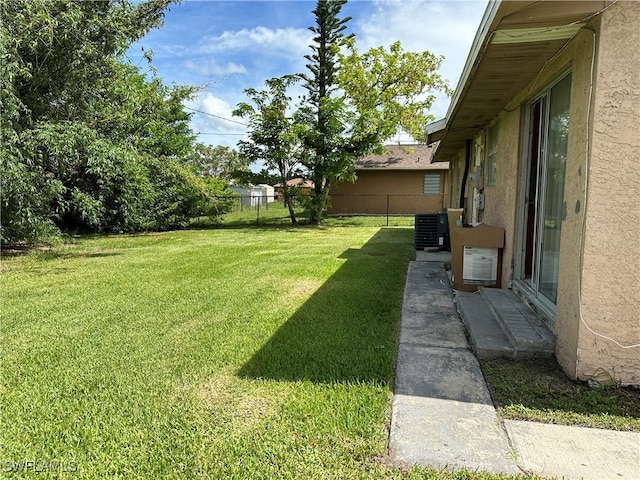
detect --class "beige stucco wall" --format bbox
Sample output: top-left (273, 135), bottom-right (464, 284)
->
top-left (329, 170), bottom-right (448, 214)
top-left (442, 2), bottom-right (639, 385)
top-left (444, 115), bottom-right (520, 289)
top-left (552, 28), bottom-right (594, 383)
top-left (500, 9), bottom-right (639, 385)
top-left (502, 4), bottom-right (640, 385)
top-left (448, 150), bottom-right (466, 212)
top-left (571, 2), bottom-right (640, 385)
top-left (479, 108), bottom-right (521, 288)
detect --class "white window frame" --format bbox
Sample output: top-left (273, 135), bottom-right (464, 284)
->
top-left (423, 173), bottom-right (440, 195)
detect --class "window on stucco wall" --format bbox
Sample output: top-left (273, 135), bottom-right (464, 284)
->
top-left (423, 174), bottom-right (440, 194)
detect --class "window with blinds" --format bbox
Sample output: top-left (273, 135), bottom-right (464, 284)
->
top-left (423, 174), bottom-right (440, 194)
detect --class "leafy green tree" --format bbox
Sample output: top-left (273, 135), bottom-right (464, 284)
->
top-left (0, 0), bottom-right (225, 243)
top-left (337, 39), bottom-right (450, 148)
top-left (185, 144), bottom-right (249, 180)
top-left (233, 76), bottom-right (304, 226)
top-left (229, 169), bottom-right (281, 187)
top-left (298, 0), bottom-right (450, 224)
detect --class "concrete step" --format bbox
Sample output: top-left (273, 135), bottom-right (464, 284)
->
top-left (455, 289), bottom-right (555, 359)
top-left (481, 289), bottom-right (555, 356)
top-left (455, 291), bottom-right (515, 359)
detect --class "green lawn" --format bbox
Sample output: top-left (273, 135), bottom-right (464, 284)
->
top-left (0, 227), bottom-right (528, 479)
top-left (194, 199), bottom-right (416, 228)
top-left (1, 227), bottom-right (536, 479)
top-left (481, 358), bottom-right (640, 432)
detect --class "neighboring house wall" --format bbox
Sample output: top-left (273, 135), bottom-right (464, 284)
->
top-left (329, 170), bottom-right (448, 214)
top-left (442, 2), bottom-right (639, 385)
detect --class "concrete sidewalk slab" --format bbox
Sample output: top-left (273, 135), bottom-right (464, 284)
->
top-left (398, 312), bottom-right (467, 349)
top-left (391, 394), bottom-right (519, 474)
top-left (390, 255), bottom-right (640, 479)
top-left (389, 260), bottom-right (519, 474)
top-left (505, 420), bottom-right (640, 480)
top-left (394, 344), bottom-right (491, 403)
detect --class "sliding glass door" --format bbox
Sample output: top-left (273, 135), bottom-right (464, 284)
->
top-left (518, 74), bottom-right (571, 316)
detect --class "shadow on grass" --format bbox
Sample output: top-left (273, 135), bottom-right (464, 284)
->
top-left (237, 228), bottom-right (414, 385)
top-left (42, 251), bottom-right (122, 261)
top-left (481, 357), bottom-right (640, 427)
top-left (0, 244), bottom-right (122, 261)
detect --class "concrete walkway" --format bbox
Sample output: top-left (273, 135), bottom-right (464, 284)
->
top-left (388, 252), bottom-right (640, 479)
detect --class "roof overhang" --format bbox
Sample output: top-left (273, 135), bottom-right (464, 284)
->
top-left (427, 0), bottom-right (608, 162)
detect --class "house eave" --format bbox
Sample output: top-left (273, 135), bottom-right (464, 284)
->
top-left (355, 166), bottom-right (449, 172)
top-left (430, 0), bottom-right (608, 163)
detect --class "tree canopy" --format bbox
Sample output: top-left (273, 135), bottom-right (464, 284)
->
top-left (0, 0), bottom-right (228, 244)
top-left (237, 0), bottom-right (450, 225)
top-left (185, 144), bottom-right (249, 181)
top-left (297, 0), bottom-right (353, 224)
top-left (233, 76), bottom-right (304, 226)
top-left (298, 0), bottom-right (450, 224)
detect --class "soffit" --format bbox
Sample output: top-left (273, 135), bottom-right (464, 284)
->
top-left (429, 1), bottom-right (607, 162)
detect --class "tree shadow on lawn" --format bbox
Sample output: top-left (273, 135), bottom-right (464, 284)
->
top-left (1, 244), bottom-right (122, 261)
top-left (237, 227), bottom-right (414, 386)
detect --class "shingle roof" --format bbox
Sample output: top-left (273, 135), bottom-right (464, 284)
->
top-left (274, 178), bottom-right (314, 188)
top-left (355, 144), bottom-right (448, 170)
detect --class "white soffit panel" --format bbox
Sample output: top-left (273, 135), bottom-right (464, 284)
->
top-left (491, 24), bottom-right (583, 44)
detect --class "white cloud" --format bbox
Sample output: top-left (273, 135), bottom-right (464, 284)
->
top-left (184, 92), bottom-right (247, 146)
top-left (353, 0), bottom-right (488, 119)
top-left (184, 58), bottom-right (248, 76)
top-left (199, 26), bottom-right (312, 58)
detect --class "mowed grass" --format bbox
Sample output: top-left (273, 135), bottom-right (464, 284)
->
top-left (196, 200), bottom-right (415, 229)
top-left (481, 358), bottom-right (640, 432)
top-left (0, 227), bottom-right (537, 479)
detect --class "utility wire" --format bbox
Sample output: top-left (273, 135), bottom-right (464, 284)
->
top-left (195, 132), bottom-right (246, 135)
top-left (184, 107), bottom-right (247, 126)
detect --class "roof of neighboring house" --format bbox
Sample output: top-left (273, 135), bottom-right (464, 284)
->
top-left (426, 0), bottom-right (608, 162)
top-left (274, 178), bottom-right (314, 188)
top-left (355, 144), bottom-right (448, 170)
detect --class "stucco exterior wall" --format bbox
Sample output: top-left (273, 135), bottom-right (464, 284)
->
top-left (481, 108), bottom-right (521, 288)
top-left (546, 27), bottom-right (599, 383)
top-left (573, 2), bottom-right (640, 385)
top-left (448, 150), bottom-right (466, 212)
top-left (486, 16), bottom-right (638, 384)
top-left (328, 170), bottom-right (448, 215)
top-left (440, 3), bottom-right (639, 385)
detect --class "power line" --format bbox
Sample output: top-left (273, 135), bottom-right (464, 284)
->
top-left (185, 107), bottom-right (247, 126)
top-left (195, 132), bottom-right (246, 135)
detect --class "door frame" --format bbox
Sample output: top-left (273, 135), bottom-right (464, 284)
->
top-left (513, 71), bottom-right (572, 328)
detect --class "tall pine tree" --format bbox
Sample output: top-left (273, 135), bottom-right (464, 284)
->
top-left (299, 0), bottom-right (353, 224)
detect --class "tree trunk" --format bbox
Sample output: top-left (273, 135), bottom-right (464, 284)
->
top-left (282, 185), bottom-right (298, 226)
top-left (309, 182), bottom-right (329, 225)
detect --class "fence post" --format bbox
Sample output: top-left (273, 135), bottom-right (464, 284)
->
top-left (386, 194), bottom-right (390, 227)
top-left (256, 200), bottom-right (260, 226)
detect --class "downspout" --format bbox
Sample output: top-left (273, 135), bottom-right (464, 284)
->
top-left (459, 139), bottom-right (471, 210)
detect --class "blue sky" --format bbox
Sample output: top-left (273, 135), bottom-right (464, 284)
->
top-left (128, 0), bottom-right (488, 149)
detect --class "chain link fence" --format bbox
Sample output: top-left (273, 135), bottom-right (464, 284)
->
top-left (201, 193), bottom-right (445, 228)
